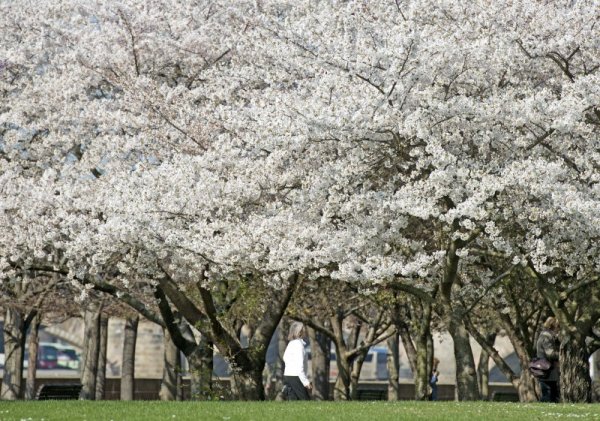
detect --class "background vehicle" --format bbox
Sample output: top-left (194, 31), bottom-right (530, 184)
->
top-left (36, 344), bottom-right (59, 369)
top-left (23, 343), bottom-right (79, 370)
top-left (52, 343), bottom-right (81, 370)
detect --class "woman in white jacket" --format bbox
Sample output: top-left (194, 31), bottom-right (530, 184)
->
top-left (283, 322), bottom-right (312, 400)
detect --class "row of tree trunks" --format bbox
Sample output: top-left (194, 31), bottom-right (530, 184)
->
top-left (79, 307), bottom-right (139, 401)
top-left (1, 304), bottom-right (191, 402)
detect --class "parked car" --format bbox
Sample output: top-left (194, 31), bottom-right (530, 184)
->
top-left (53, 344), bottom-right (81, 370)
top-left (24, 343), bottom-right (78, 370)
top-left (36, 344), bottom-right (59, 369)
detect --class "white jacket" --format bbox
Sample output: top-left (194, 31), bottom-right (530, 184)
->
top-left (283, 339), bottom-right (310, 386)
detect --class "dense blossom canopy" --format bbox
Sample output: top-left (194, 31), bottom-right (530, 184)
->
top-left (1, 0), bottom-right (598, 299)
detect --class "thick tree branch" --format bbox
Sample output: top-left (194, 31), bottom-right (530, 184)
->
top-left (153, 286), bottom-right (197, 355)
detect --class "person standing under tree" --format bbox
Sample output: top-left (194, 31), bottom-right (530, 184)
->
top-left (429, 357), bottom-right (440, 401)
top-left (283, 322), bottom-right (312, 400)
top-left (536, 317), bottom-right (560, 403)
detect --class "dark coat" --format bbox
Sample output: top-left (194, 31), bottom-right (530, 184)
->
top-left (536, 329), bottom-right (560, 381)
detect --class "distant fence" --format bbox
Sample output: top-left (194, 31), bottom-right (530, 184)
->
top-left (2, 377), bottom-right (598, 401)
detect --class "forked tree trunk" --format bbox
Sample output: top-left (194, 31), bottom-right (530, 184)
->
top-left (25, 313), bottom-right (42, 400)
top-left (387, 333), bottom-right (400, 401)
top-left (560, 332), bottom-right (592, 403)
top-left (121, 316), bottom-right (139, 401)
top-left (333, 353), bottom-right (351, 400)
top-left (80, 305), bottom-right (101, 400)
top-left (1, 308), bottom-right (26, 400)
top-left (95, 315), bottom-right (108, 400)
top-left (159, 328), bottom-right (180, 401)
top-left (466, 318), bottom-right (539, 403)
top-left (308, 326), bottom-right (330, 401)
top-left (350, 349), bottom-right (367, 400)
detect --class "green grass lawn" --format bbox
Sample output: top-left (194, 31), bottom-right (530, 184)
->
top-left (0, 401), bottom-right (599, 421)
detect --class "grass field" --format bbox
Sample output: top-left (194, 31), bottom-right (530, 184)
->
top-left (0, 401), bottom-right (599, 421)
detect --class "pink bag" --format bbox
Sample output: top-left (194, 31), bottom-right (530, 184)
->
top-left (529, 357), bottom-right (552, 378)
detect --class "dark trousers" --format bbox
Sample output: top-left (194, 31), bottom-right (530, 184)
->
top-left (539, 380), bottom-right (560, 403)
top-left (429, 385), bottom-right (438, 401)
top-left (284, 376), bottom-right (310, 401)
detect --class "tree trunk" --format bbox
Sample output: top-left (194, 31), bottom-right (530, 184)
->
top-left (333, 353), bottom-right (351, 400)
top-left (592, 350), bottom-right (600, 402)
top-left (120, 315), bottom-right (139, 401)
top-left (95, 314), bottom-right (108, 400)
top-left (308, 326), bottom-right (330, 401)
top-left (426, 333), bottom-right (434, 378)
top-left (476, 332), bottom-right (495, 401)
top-left (398, 322), bottom-right (417, 375)
top-left (449, 316), bottom-right (479, 401)
top-left (25, 312), bottom-right (42, 400)
top-left (386, 333), bottom-right (400, 401)
top-left (1, 308), bottom-right (25, 400)
top-left (517, 365), bottom-right (539, 402)
top-left (80, 305), bottom-right (101, 400)
top-left (439, 234), bottom-right (479, 400)
top-left (187, 335), bottom-right (213, 400)
top-left (159, 327), bottom-right (180, 401)
top-left (477, 347), bottom-right (490, 400)
top-left (501, 319), bottom-right (539, 402)
top-left (414, 302), bottom-right (433, 400)
top-left (350, 349), bottom-right (367, 400)
top-left (230, 363), bottom-right (265, 400)
top-left (414, 337), bottom-right (429, 400)
top-left (273, 322), bottom-right (289, 401)
top-left (466, 317), bottom-right (539, 403)
top-left (559, 332), bottom-right (592, 403)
